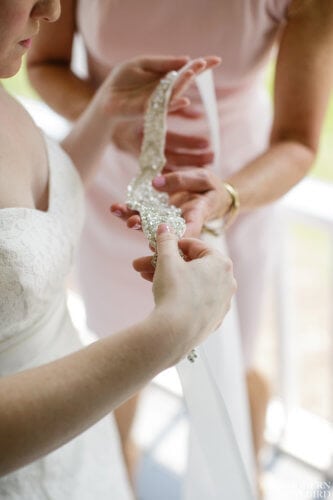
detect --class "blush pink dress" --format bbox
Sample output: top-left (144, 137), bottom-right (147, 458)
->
top-left (75, 1), bottom-right (292, 497)
top-left (76, 0), bottom-right (290, 366)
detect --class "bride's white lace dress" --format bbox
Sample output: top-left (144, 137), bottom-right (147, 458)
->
top-left (0, 137), bottom-right (133, 499)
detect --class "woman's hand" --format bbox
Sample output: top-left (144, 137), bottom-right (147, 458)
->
top-left (62, 56), bottom-right (219, 184)
top-left (106, 56), bottom-right (219, 166)
top-left (137, 224), bottom-right (236, 359)
top-left (108, 214), bottom-right (237, 353)
top-left (152, 168), bottom-right (233, 237)
top-left (98, 55), bottom-right (220, 122)
top-left (111, 118), bottom-right (214, 168)
top-left (111, 167), bottom-right (232, 238)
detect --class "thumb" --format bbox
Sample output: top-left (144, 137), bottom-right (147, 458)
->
top-left (155, 224), bottom-right (180, 261)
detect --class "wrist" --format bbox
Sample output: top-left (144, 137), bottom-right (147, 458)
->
top-left (101, 95), bottom-right (122, 128)
top-left (93, 83), bottom-right (123, 136)
top-left (148, 306), bottom-right (190, 367)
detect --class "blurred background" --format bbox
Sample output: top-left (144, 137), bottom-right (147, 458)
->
top-left (2, 58), bottom-right (333, 499)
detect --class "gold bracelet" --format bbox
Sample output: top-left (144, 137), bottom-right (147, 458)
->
top-left (222, 182), bottom-right (240, 229)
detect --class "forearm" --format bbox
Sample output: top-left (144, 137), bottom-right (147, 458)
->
top-left (29, 65), bottom-right (106, 182)
top-left (28, 65), bottom-right (94, 121)
top-left (226, 139), bottom-right (315, 212)
top-left (0, 312), bottom-right (175, 476)
top-left (60, 90), bottom-right (116, 184)
top-left (29, 64), bottom-right (117, 182)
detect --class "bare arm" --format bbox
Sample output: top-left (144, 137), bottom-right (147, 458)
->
top-left (226, 0), bottom-right (333, 209)
top-left (0, 227), bottom-right (235, 476)
top-left (60, 56), bottom-right (219, 184)
top-left (27, 4), bottom-right (216, 168)
top-left (146, 0), bottom-right (333, 236)
top-left (0, 315), bottom-right (168, 476)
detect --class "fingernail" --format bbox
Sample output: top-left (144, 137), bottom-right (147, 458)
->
top-left (132, 223), bottom-right (141, 230)
top-left (113, 210), bottom-right (122, 217)
top-left (157, 224), bottom-right (170, 234)
top-left (153, 175), bottom-right (166, 188)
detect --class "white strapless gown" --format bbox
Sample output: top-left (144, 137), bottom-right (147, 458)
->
top-left (0, 137), bottom-right (133, 499)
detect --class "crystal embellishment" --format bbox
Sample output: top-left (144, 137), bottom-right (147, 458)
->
top-left (126, 68), bottom-right (197, 364)
top-left (126, 71), bottom-right (186, 250)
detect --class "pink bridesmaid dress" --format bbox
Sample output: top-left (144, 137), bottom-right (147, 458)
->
top-left (75, 2), bottom-right (291, 497)
top-left (76, 0), bottom-right (290, 365)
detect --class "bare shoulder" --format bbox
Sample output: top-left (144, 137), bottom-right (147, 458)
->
top-left (0, 90), bottom-right (48, 210)
top-left (272, 0), bottom-right (333, 150)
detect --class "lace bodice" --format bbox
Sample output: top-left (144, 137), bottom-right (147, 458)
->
top-left (0, 137), bottom-right (84, 343)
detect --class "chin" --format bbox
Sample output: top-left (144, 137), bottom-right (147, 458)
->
top-left (0, 58), bottom-right (22, 79)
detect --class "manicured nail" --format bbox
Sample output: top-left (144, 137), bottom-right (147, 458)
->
top-left (157, 224), bottom-right (170, 234)
top-left (132, 223), bottom-right (141, 230)
top-left (112, 210), bottom-right (122, 217)
top-left (153, 175), bottom-right (166, 188)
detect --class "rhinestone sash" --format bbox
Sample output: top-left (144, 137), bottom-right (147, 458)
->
top-left (126, 68), bottom-right (198, 363)
top-left (126, 70), bottom-right (186, 249)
